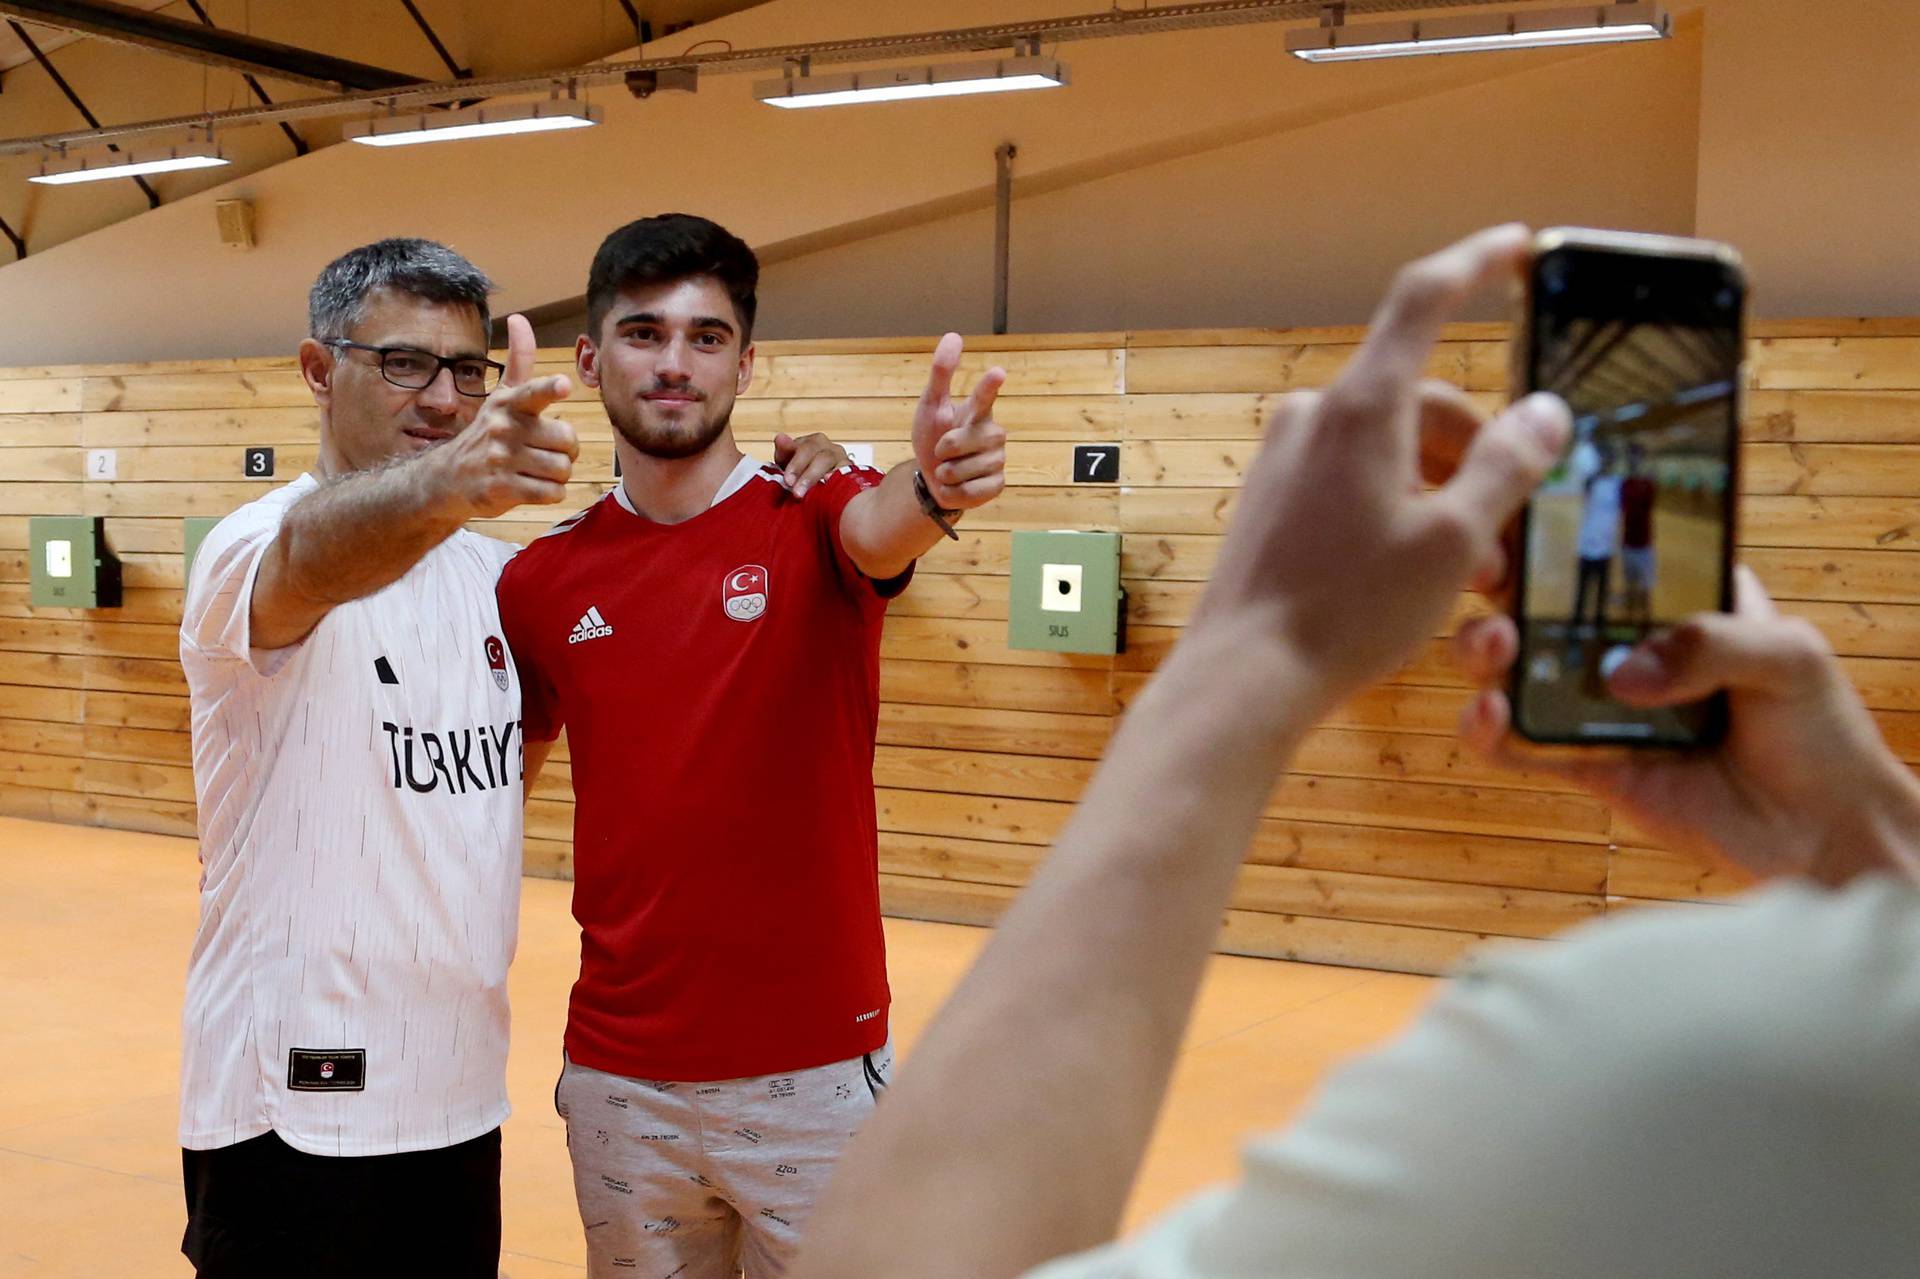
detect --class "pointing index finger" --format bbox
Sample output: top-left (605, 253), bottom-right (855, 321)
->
top-left (502, 314), bottom-right (536, 389)
top-left (921, 332), bottom-right (964, 408)
top-left (1347, 224), bottom-right (1532, 395)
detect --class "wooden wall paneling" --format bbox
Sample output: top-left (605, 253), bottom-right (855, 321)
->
top-left (2, 326), bottom-right (1919, 975)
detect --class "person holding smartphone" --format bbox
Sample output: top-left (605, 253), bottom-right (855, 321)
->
top-left (784, 225), bottom-right (1920, 1279)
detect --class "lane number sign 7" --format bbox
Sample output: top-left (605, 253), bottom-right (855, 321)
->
top-left (1073, 444), bottom-right (1120, 484)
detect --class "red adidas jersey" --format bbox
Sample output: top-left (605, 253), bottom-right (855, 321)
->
top-left (496, 460), bottom-right (907, 1082)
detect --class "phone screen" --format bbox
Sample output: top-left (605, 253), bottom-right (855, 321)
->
top-left (1511, 241), bottom-right (1743, 746)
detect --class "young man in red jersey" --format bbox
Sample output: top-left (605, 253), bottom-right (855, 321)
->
top-left (496, 213), bottom-right (1007, 1277)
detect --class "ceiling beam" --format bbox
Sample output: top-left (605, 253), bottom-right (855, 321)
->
top-left (0, 0), bottom-right (421, 93)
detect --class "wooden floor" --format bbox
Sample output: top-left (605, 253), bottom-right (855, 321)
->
top-left (0, 816), bottom-right (1436, 1277)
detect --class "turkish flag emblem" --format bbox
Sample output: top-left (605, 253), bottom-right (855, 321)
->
top-left (723, 564), bottom-right (769, 623)
top-left (319, 1061), bottom-right (335, 1080)
top-left (485, 635), bottom-right (509, 690)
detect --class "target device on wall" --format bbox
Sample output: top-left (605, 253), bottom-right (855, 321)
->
top-left (724, 564), bottom-right (769, 622)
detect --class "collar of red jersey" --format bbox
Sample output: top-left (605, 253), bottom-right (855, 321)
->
top-left (611, 454), bottom-right (767, 518)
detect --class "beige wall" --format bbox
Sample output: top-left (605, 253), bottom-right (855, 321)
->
top-left (1694, 0), bottom-right (1920, 317)
top-left (0, 0), bottom-right (1912, 363)
top-left (756, 22), bottom-right (1701, 339)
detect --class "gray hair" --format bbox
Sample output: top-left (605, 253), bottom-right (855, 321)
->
top-left (307, 237), bottom-right (495, 341)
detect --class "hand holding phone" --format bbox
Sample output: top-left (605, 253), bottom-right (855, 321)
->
top-left (1458, 567), bottom-right (1920, 886)
top-left (1507, 228), bottom-right (1745, 747)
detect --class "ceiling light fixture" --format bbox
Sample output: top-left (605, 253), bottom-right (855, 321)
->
top-left (755, 54), bottom-right (1067, 109)
top-left (30, 143), bottom-right (229, 185)
top-left (344, 99), bottom-right (600, 148)
top-left (1287, 2), bottom-right (1670, 62)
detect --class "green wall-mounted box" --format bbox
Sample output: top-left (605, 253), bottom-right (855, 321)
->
top-left (1008, 530), bottom-right (1124, 655)
top-left (184, 516), bottom-right (224, 582)
top-left (29, 515), bottom-right (121, 609)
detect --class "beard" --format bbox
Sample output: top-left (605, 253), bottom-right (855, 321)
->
top-left (605, 387), bottom-right (734, 461)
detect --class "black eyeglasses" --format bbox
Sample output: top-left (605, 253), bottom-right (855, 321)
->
top-left (325, 340), bottom-right (505, 398)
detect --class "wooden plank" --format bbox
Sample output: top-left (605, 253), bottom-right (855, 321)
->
top-left (889, 575), bottom-right (1012, 623)
top-left (1744, 390), bottom-right (1920, 444)
top-left (83, 656), bottom-right (187, 696)
top-left (748, 350), bottom-right (1122, 399)
top-left (1118, 534), bottom-right (1217, 583)
top-left (0, 449), bottom-right (81, 482)
top-left (727, 395), bottom-right (1123, 441)
top-left (1749, 338), bottom-right (1920, 391)
top-left (1608, 843), bottom-right (1755, 902)
top-left (878, 830), bottom-right (1598, 939)
top-left (1749, 547), bottom-right (1920, 605)
top-left (0, 781), bottom-right (89, 825)
top-left (877, 873), bottom-right (1494, 976)
top-left (1781, 599), bottom-right (1920, 660)
top-left (751, 334), bottom-right (1132, 357)
top-left (1123, 344), bottom-right (1479, 395)
top-left (82, 792), bottom-right (198, 838)
top-left (81, 370), bottom-right (314, 412)
top-left (84, 691), bottom-right (190, 732)
top-left (83, 757), bottom-right (196, 804)
top-left (80, 407), bottom-right (319, 448)
top-left (877, 786), bottom-right (1066, 847)
top-left (0, 585), bottom-right (184, 626)
top-left (523, 835), bottom-right (574, 880)
top-left (1229, 862), bottom-right (1597, 940)
top-left (0, 354), bottom-right (294, 378)
top-left (0, 482), bottom-right (85, 516)
top-left (1742, 496), bottom-right (1920, 551)
top-left (0, 683), bottom-right (82, 723)
top-left (1124, 324), bottom-right (1508, 348)
top-left (0, 380), bottom-right (82, 413)
top-left (1261, 772), bottom-right (1609, 844)
top-left (90, 445), bottom-right (322, 484)
top-left (1214, 905), bottom-right (1493, 974)
top-left (0, 748), bottom-right (84, 791)
top-left (0, 650), bottom-right (81, 688)
top-left (1245, 817), bottom-right (1605, 894)
top-left (0, 415), bottom-right (82, 447)
top-left (874, 743), bottom-right (1093, 804)
top-left (881, 660), bottom-right (1116, 716)
top-left (875, 703), bottom-right (1112, 760)
top-left (881, 616), bottom-right (1112, 670)
top-left (1122, 488), bottom-right (1238, 537)
top-left (0, 718), bottom-right (84, 757)
top-left (1742, 444), bottom-right (1920, 497)
top-left (84, 724), bottom-right (192, 765)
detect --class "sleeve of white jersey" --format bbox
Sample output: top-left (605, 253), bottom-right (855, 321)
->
top-left (179, 500), bottom-right (302, 677)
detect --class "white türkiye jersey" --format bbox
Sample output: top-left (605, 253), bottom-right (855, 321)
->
top-left (178, 474), bottom-right (524, 1156)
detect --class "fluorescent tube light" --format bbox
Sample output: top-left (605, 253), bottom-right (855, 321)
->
top-left (1288, 3), bottom-right (1669, 62)
top-left (756, 56), bottom-right (1067, 109)
top-left (30, 145), bottom-right (229, 185)
top-left (345, 100), bottom-right (600, 148)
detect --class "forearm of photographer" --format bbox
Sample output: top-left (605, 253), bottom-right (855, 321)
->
top-left (1456, 568), bottom-right (1920, 888)
top-left (792, 225), bottom-right (1569, 1279)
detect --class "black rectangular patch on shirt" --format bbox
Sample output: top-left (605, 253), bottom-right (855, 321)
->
top-left (287, 1048), bottom-right (366, 1092)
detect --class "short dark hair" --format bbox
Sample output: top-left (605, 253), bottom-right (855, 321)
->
top-left (585, 213), bottom-right (759, 343)
top-left (308, 238), bottom-right (493, 341)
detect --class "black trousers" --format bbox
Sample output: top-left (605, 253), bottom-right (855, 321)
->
top-left (1573, 554), bottom-right (1612, 638)
top-left (181, 1128), bottom-right (501, 1277)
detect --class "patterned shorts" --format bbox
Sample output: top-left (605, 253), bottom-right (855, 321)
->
top-left (555, 1042), bottom-right (892, 1278)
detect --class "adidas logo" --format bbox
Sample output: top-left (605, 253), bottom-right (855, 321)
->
top-left (568, 606), bottom-right (614, 645)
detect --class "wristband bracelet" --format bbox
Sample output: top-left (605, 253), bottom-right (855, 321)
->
top-left (912, 468), bottom-right (962, 541)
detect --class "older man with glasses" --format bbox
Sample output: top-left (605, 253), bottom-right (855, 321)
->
top-left (174, 238), bottom-right (847, 1277)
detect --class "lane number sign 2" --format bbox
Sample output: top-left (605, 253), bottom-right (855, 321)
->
top-left (1073, 444), bottom-right (1120, 484)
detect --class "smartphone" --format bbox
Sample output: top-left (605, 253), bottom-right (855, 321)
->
top-left (1508, 228), bottom-right (1744, 747)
